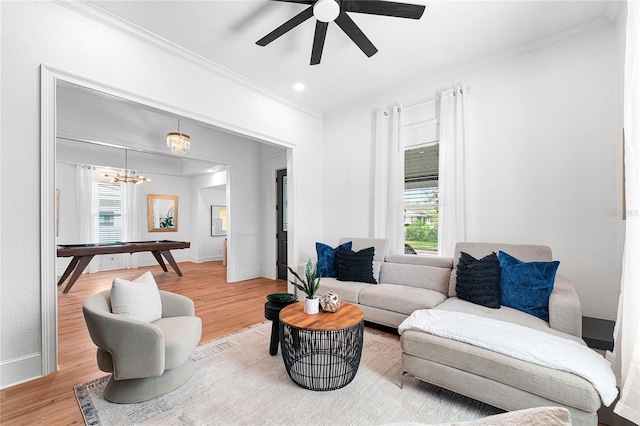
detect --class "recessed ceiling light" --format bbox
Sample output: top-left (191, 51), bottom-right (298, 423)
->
top-left (293, 83), bottom-right (305, 92)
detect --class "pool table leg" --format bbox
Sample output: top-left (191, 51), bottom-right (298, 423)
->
top-left (151, 250), bottom-right (169, 272)
top-left (62, 255), bottom-right (95, 293)
top-left (159, 250), bottom-right (183, 276)
top-left (57, 256), bottom-right (80, 287)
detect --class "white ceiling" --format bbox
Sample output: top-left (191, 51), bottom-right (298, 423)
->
top-left (88, 0), bottom-right (616, 114)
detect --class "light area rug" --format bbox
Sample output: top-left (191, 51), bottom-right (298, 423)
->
top-left (75, 322), bottom-right (503, 425)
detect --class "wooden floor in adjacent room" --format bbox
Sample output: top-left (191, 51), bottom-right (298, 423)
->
top-left (0, 261), bottom-right (287, 425)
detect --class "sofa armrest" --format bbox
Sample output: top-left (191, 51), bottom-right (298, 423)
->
top-left (548, 276), bottom-right (582, 338)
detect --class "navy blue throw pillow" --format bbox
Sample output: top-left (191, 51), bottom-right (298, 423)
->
top-left (316, 241), bottom-right (352, 278)
top-left (336, 246), bottom-right (376, 284)
top-left (498, 251), bottom-right (559, 321)
top-left (455, 252), bottom-right (501, 309)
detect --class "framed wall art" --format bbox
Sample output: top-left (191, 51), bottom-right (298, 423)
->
top-left (148, 194), bottom-right (178, 232)
top-left (211, 205), bottom-right (227, 236)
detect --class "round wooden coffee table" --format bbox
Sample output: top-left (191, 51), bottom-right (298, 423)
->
top-left (278, 302), bottom-right (364, 391)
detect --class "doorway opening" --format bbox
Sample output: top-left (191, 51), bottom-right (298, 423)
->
top-left (276, 168), bottom-right (288, 280)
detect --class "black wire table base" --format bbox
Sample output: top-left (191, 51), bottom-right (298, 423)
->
top-left (279, 321), bottom-right (364, 391)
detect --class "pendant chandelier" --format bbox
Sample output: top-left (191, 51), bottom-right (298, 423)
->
top-left (105, 149), bottom-right (151, 185)
top-left (167, 119), bottom-right (190, 154)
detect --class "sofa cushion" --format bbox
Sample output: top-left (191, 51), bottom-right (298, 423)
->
top-left (432, 297), bottom-right (584, 341)
top-left (154, 316), bottom-right (202, 369)
top-left (455, 252), bottom-right (501, 309)
top-left (316, 241), bottom-right (352, 278)
top-left (379, 259), bottom-right (450, 295)
top-left (338, 237), bottom-right (388, 262)
top-left (400, 329), bottom-right (600, 413)
top-left (385, 254), bottom-right (453, 269)
top-left (499, 251), bottom-right (559, 321)
top-left (359, 284), bottom-right (447, 315)
top-left (337, 246), bottom-right (377, 284)
top-left (316, 277), bottom-right (371, 304)
top-left (449, 243), bottom-right (553, 297)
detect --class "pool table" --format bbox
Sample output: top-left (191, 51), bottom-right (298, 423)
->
top-left (56, 240), bottom-right (190, 293)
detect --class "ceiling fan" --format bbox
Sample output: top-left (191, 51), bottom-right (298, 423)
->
top-left (256, 0), bottom-right (426, 65)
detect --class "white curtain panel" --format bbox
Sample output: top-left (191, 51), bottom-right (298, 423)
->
top-left (122, 182), bottom-right (139, 269)
top-left (437, 87), bottom-right (470, 257)
top-left (374, 106), bottom-right (404, 255)
top-left (611, 2), bottom-right (640, 424)
top-left (75, 164), bottom-right (99, 273)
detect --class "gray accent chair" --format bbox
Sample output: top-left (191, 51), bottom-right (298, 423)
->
top-left (82, 289), bottom-right (202, 403)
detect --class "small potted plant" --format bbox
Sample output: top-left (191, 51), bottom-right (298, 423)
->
top-left (288, 259), bottom-right (321, 314)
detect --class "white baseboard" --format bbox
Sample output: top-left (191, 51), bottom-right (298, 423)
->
top-left (190, 255), bottom-right (222, 263)
top-left (231, 268), bottom-right (263, 282)
top-left (1, 353), bottom-right (45, 389)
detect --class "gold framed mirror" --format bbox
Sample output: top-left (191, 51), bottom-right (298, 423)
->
top-left (148, 194), bottom-right (178, 232)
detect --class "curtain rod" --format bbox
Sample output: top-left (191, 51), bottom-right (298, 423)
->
top-left (402, 86), bottom-right (472, 111)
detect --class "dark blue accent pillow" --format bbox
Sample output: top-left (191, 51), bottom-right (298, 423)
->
top-left (336, 245), bottom-right (377, 284)
top-left (455, 252), bottom-right (501, 309)
top-left (316, 241), bottom-right (352, 278)
top-left (498, 251), bottom-right (559, 321)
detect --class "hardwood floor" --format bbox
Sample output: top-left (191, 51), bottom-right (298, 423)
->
top-left (0, 261), bottom-right (287, 425)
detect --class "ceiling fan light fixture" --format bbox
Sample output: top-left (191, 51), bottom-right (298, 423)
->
top-left (313, 0), bottom-right (340, 22)
top-left (167, 119), bottom-right (191, 154)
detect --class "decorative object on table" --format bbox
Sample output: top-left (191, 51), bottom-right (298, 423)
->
top-left (167, 118), bottom-right (190, 154)
top-left (287, 259), bottom-right (321, 314)
top-left (320, 291), bottom-right (341, 312)
top-left (148, 194), bottom-right (179, 232)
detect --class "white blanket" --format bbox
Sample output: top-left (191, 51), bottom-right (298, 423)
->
top-left (398, 310), bottom-right (618, 406)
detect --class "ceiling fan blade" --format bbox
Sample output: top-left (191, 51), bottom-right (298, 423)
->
top-left (256, 7), bottom-right (314, 46)
top-left (342, 0), bottom-right (426, 19)
top-left (310, 21), bottom-right (329, 65)
top-left (334, 11), bottom-right (378, 58)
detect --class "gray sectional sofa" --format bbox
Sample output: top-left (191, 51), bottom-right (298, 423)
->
top-left (297, 237), bottom-right (604, 425)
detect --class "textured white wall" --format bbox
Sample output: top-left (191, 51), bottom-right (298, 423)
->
top-left (323, 24), bottom-right (624, 321)
top-left (0, 1), bottom-right (322, 387)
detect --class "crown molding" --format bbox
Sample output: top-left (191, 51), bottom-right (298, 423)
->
top-left (604, 0), bottom-right (625, 24)
top-left (52, 0), bottom-right (323, 120)
top-left (326, 14), bottom-right (615, 119)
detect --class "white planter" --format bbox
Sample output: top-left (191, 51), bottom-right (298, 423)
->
top-left (304, 297), bottom-right (320, 314)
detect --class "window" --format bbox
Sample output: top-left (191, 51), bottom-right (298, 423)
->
top-left (95, 170), bottom-right (123, 244)
top-left (404, 143), bottom-right (439, 255)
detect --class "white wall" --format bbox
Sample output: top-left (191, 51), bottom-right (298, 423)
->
top-left (0, 1), bottom-right (323, 388)
top-left (323, 23), bottom-right (624, 321)
top-left (195, 184), bottom-right (227, 263)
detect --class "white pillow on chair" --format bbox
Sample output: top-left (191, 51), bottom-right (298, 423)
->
top-left (111, 271), bottom-right (162, 322)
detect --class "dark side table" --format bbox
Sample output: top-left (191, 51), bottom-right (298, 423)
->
top-left (264, 299), bottom-right (297, 355)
